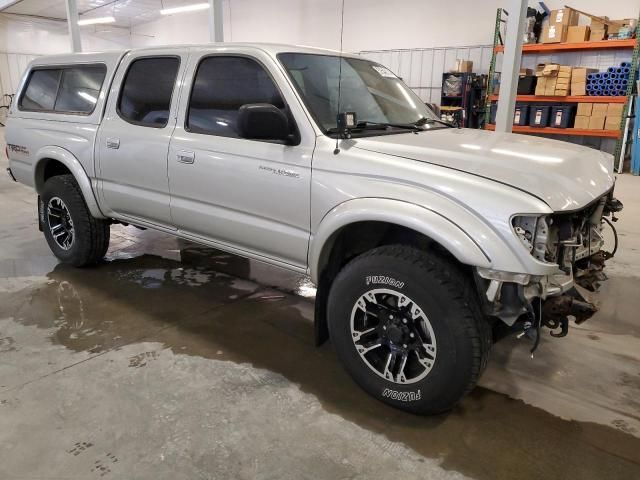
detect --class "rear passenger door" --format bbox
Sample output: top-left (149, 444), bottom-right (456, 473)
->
top-left (96, 49), bottom-right (187, 228)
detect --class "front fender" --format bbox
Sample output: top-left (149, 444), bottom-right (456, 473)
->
top-left (34, 146), bottom-right (105, 219)
top-left (309, 197), bottom-right (492, 284)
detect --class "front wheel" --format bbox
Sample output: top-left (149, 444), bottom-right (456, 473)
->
top-left (327, 245), bottom-right (491, 415)
top-left (41, 174), bottom-right (110, 267)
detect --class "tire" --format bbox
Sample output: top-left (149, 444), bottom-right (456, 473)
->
top-left (327, 245), bottom-right (491, 415)
top-left (41, 174), bottom-right (110, 267)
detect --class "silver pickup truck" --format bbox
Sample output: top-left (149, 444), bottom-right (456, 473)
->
top-left (5, 43), bottom-right (622, 414)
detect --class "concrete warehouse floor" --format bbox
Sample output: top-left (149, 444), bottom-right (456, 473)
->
top-left (1, 130), bottom-right (639, 480)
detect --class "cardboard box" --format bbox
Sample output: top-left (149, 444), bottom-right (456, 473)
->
top-left (607, 104), bottom-right (624, 116)
top-left (535, 76), bottom-right (559, 96)
top-left (544, 80), bottom-right (557, 95)
top-left (574, 115), bottom-right (590, 129)
top-left (572, 68), bottom-right (599, 82)
top-left (589, 15), bottom-right (610, 40)
top-left (609, 19), bottom-right (634, 37)
top-left (555, 77), bottom-right (570, 86)
top-left (592, 103), bottom-right (608, 116)
top-left (454, 59), bottom-right (473, 73)
top-left (542, 25), bottom-right (568, 43)
top-left (571, 81), bottom-right (587, 96)
top-left (550, 8), bottom-right (579, 27)
top-left (590, 16), bottom-right (610, 30)
top-left (537, 63), bottom-right (560, 77)
top-left (554, 89), bottom-right (570, 97)
top-left (577, 103), bottom-right (593, 116)
top-left (588, 116), bottom-right (606, 130)
top-left (605, 115), bottom-right (621, 130)
top-left (567, 26), bottom-right (590, 43)
top-left (557, 67), bottom-right (572, 79)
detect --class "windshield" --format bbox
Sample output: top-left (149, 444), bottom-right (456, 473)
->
top-left (278, 52), bottom-right (440, 135)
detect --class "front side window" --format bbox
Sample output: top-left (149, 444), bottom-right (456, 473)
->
top-left (118, 57), bottom-right (180, 128)
top-left (20, 65), bottom-right (106, 114)
top-left (278, 53), bottom-right (439, 135)
top-left (187, 56), bottom-right (285, 137)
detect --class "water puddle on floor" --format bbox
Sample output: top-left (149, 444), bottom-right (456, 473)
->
top-left (1, 240), bottom-right (639, 480)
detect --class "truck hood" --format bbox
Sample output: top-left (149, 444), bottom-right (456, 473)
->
top-left (353, 128), bottom-right (614, 211)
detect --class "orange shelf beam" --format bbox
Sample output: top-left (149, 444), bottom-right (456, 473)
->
top-left (485, 124), bottom-right (621, 139)
top-left (488, 95), bottom-right (628, 103)
top-left (494, 39), bottom-right (636, 54)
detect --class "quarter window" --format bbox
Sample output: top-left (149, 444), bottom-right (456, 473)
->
top-left (187, 56), bottom-right (285, 137)
top-left (118, 57), bottom-right (180, 128)
top-left (20, 65), bottom-right (106, 113)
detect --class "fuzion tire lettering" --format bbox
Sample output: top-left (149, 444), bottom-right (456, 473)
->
top-left (365, 275), bottom-right (404, 289)
top-left (382, 388), bottom-right (422, 402)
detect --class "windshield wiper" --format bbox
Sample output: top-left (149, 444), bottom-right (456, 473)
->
top-left (356, 120), bottom-right (422, 131)
top-left (326, 121), bottom-right (418, 134)
top-left (415, 117), bottom-right (454, 128)
top-left (326, 117), bottom-right (453, 135)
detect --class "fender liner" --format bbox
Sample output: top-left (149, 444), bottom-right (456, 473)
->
top-left (309, 197), bottom-right (492, 285)
top-left (33, 146), bottom-right (106, 219)
top-left (309, 198), bottom-right (493, 346)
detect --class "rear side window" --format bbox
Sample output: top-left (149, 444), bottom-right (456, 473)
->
top-left (55, 65), bottom-right (106, 113)
top-left (19, 65), bottom-right (106, 114)
top-left (118, 57), bottom-right (180, 128)
top-left (20, 69), bottom-right (61, 111)
top-left (187, 56), bottom-right (285, 137)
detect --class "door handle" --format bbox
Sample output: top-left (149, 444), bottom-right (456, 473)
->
top-left (106, 137), bottom-right (120, 149)
top-left (177, 151), bottom-right (195, 164)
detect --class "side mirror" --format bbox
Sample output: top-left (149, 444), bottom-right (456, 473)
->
top-left (237, 103), bottom-right (291, 142)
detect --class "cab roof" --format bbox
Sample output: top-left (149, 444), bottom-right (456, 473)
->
top-left (29, 42), bottom-right (361, 67)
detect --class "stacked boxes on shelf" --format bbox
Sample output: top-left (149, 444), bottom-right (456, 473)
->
top-left (571, 67), bottom-right (599, 95)
top-left (535, 64), bottom-right (573, 96)
top-left (589, 16), bottom-right (608, 41)
top-left (586, 61), bottom-right (634, 96)
top-left (605, 103), bottom-right (624, 130)
top-left (574, 103), bottom-right (623, 130)
top-left (541, 8), bottom-right (579, 43)
top-left (555, 66), bottom-right (572, 96)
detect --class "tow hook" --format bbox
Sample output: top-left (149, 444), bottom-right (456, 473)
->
top-left (519, 287), bottom-right (597, 355)
top-left (542, 287), bottom-right (597, 334)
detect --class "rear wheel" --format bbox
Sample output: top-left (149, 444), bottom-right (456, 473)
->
top-left (327, 245), bottom-right (491, 415)
top-left (41, 174), bottom-right (110, 267)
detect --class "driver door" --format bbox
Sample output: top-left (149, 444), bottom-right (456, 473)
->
top-left (167, 48), bottom-right (315, 269)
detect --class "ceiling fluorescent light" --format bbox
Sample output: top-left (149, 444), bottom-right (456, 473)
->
top-left (160, 3), bottom-right (210, 15)
top-left (77, 16), bottom-right (116, 26)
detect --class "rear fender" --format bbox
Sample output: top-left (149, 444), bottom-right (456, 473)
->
top-left (34, 146), bottom-right (105, 219)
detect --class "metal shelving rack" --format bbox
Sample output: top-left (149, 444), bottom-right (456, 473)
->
top-left (441, 72), bottom-right (486, 128)
top-left (485, 8), bottom-right (640, 166)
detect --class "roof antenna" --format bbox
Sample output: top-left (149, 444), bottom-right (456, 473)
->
top-left (333, 0), bottom-right (346, 155)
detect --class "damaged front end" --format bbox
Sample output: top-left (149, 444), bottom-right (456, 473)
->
top-left (476, 191), bottom-right (623, 353)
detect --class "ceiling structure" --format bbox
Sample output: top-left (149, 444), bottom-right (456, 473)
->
top-left (1, 0), bottom-right (206, 28)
